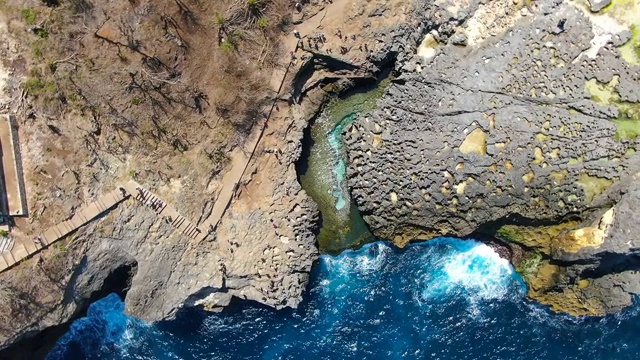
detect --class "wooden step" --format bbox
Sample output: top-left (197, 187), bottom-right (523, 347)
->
top-left (0, 238), bottom-right (10, 253)
top-left (0, 255), bottom-right (8, 271)
top-left (22, 239), bottom-right (37, 253)
top-left (2, 251), bottom-right (15, 266)
top-left (11, 243), bottom-right (28, 260)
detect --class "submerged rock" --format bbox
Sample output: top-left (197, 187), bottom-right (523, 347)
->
top-left (345, 0), bottom-right (640, 315)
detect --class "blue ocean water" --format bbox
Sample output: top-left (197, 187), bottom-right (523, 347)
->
top-left (47, 238), bottom-right (640, 360)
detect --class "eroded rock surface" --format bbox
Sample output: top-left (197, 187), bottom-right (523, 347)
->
top-left (345, 0), bottom-right (640, 315)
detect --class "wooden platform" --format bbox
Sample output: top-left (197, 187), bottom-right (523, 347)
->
top-left (0, 180), bottom-right (203, 273)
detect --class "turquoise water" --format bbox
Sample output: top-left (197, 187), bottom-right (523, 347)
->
top-left (297, 92), bottom-right (383, 253)
top-left (328, 113), bottom-right (355, 211)
top-left (47, 238), bottom-right (640, 359)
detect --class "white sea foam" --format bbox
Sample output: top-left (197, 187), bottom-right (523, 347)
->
top-left (324, 242), bottom-right (391, 276)
top-left (443, 244), bottom-right (514, 299)
top-left (115, 325), bottom-right (136, 353)
top-left (417, 241), bottom-right (520, 305)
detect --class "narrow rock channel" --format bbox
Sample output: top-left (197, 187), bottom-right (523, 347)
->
top-left (296, 75), bottom-right (390, 254)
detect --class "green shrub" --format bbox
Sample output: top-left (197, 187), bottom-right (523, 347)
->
top-left (23, 68), bottom-right (57, 97)
top-left (67, 92), bottom-right (78, 103)
top-left (0, 230), bottom-right (9, 237)
top-left (220, 41), bottom-right (234, 53)
top-left (23, 76), bottom-right (44, 92)
top-left (20, 8), bottom-right (37, 25)
top-left (220, 31), bottom-right (241, 52)
top-left (213, 12), bottom-right (226, 27)
top-left (53, 242), bottom-right (68, 252)
top-left (256, 17), bottom-right (268, 29)
top-left (34, 28), bottom-right (48, 38)
top-left (43, 81), bottom-right (57, 94)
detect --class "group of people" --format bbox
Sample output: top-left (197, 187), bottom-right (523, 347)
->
top-left (135, 187), bottom-right (165, 213)
top-left (304, 32), bottom-right (327, 51)
top-left (292, 27), bottom-right (369, 60)
top-left (295, 0), bottom-right (334, 13)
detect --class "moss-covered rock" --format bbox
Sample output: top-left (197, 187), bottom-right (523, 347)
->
top-left (513, 250), bottom-right (543, 281)
top-left (494, 221), bottom-right (581, 255)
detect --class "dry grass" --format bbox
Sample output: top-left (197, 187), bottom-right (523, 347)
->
top-left (0, 0), bottom-right (299, 234)
top-left (4, 0), bottom-right (295, 161)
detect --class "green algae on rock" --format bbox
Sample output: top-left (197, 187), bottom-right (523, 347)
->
top-left (604, 0), bottom-right (640, 64)
top-left (494, 221), bottom-right (581, 255)
top-left (514, 250), bottom-right (543, 282)
top-left (585, 76), bottom-right (640, 140)
top-left (612, 102), bottom-right (640, 140)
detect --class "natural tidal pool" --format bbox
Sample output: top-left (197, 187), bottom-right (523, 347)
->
top-left (48, 238), bottom-right (640, 360)
top-left (297, 77), bottom-right (390, 253)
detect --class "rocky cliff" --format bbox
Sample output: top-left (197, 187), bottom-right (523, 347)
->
top-left (345, 0), bottom-right (640, 316)
top-left (0, 107), bottom-right (320, 359)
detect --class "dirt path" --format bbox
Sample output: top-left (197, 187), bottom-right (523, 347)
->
top-left (197, 125), bottom-right (263, 236)
top-left (197, 49), bottom-right (297, 236)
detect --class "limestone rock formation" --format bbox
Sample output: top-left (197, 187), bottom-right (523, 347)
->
top-left (345, 0), bottom-right (640, 315)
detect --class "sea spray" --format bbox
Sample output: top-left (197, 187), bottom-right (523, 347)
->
top-left (46, 293), bottom-right (150, 360)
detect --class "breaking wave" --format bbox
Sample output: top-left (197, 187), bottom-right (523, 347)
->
top-left (414, 239), bottom-right (525, 305)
